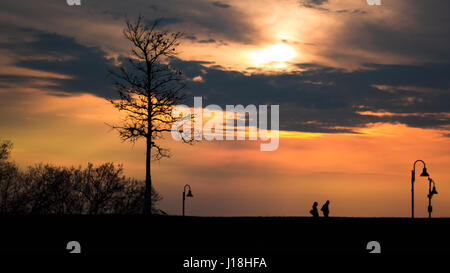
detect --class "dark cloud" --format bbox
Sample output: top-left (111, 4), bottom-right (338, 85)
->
top-left (1, 0), bottom-right (256, 45)
top-left (0, 26), bottom-right (115, 98)
top-left (299, 0), bottom-right (329, 11)
top-left (184, 35), bottom-right (197, 41)
top-left (327, 0), bottom-right (450, 64)
top-left (0, 23), bottom-right (448, 133)
top-left (169, 58), bottom-right (450, 133)
top-left (212, 1), bottom-right (231, 8)
top-left (0, 0), bottom-right (448, 134)
top-left (145, 0), bottom-right (257, 44)
top-left (299, 0), bottom-right (367, 14)
top-left (99, 9), bottom-right (127, 20)
top-left (335, 9), bottom-right (367, 15)
top-left (145, 17), bottom-right (184, 27)
top-left (301, 0), bottom-right (328, 5)
top-left (198, 38), bottom-right (216, 44)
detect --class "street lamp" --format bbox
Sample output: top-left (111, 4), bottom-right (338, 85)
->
top-left (411, 160), bottom-right (430, 219)
top-left (427, 177), bottom-right (438, 219)
top-left (182, 184), bottom-right (193, 216)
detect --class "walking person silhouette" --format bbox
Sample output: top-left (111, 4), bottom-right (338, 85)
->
top-left (321, 200), bottom-right (330, 217)
top-left (310, 202), bottom-right (319, 217)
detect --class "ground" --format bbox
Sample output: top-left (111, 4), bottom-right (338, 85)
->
top-left (1, 215), bottom-right (448, 254)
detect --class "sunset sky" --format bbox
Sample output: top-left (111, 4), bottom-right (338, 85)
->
top-left (0, 0), bottom-right (449, 217)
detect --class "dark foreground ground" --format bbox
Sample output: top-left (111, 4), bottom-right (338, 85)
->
top-left (1, 215), bottom-right (449, 270)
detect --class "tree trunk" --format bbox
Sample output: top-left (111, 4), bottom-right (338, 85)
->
top-left (143, 136), bottom-right (152, 215)
top-left (143, 55), bottom-right (153, 215)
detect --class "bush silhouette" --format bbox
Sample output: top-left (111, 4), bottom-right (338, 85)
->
top-left (0, 140), bottom-right (162, 214)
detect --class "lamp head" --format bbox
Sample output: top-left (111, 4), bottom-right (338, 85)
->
top-left (186, 189), bottom-right (193, 197)
top-left (431, 186), bottom-right (438, 195)
top-left (420, 167), bottom-right (430, 177)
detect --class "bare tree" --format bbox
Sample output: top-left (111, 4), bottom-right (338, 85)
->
top-left (0, 140), bottom-right (12, 161)
top-left (108, 16), bottom-right (191, 215)
top-left (0, 141), bottom-right (163, 214)
top-left (0, 140), bottom-right (21, 213)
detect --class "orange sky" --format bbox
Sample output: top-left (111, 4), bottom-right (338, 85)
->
top-left (1, 91), bottom-right (449, 217)
top-left (0, 0), bottom-right (449, 217)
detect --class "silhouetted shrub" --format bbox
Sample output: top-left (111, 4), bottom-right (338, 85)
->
top-left (0, 140), bottom-right (162, 214)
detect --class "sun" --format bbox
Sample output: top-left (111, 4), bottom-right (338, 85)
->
top-left (248, 43), bottom-right (297, 67)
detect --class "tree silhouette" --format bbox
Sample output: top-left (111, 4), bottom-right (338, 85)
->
top-left (0, 140), bottom-right (12, 161)
top-left (108, 16), bottom-right (191, 215)
top-left (0, 141), bottom-right (162, 214)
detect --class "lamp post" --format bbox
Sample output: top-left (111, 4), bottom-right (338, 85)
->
top-left (411, 160), bottom-right (430, 219)
top-left (182, 184), bottom-right (193, 216)
top-left (427, 177), bottom-right (438, 219)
